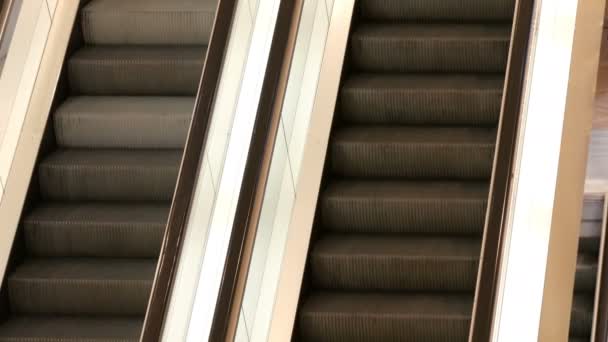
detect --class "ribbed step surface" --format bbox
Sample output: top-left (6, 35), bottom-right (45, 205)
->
top-left (23, 203), bottom-right (169, 258)
top-left (311, 235), bottom-right (480, 291)
top-left (38, 149), bottom-right (181, 201)
top-left (0, 317), bottom-right (142, 342)
top-left (321, 181), bottom-right (488, 234)
top-left (331, 126), bottom-right (495, 179)
top-left (54, 97), bottom-right (194, 149)
top-left (82, 0), bottom-right (216, 45)
top-left (351, 24), bottom-right (510, 73)
top-left (300, 293), bottom-right (472, 342)
top-left (69, 46), bottom-right (205, 96)
top-left (8, 259), bottom-right (155, 315)
top-left (340, 74), bottom-right (503, 125)
top-left (297, 0), bottom-right (513, 340)
top-left (359, 0), bottom-right (515, 21)
top-left (574, 253), bottom-right (598, 293)
top-left (570, 295), bottom-right (593, 339)
top-left (579, 219), bottom-right (602, 254)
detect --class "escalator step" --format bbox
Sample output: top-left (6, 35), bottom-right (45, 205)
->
top-left (310, 234), bottom-right (479, 291)
top-left (38, 149), bottom-right (181, 201)
top-left (8, 259), bottom-right (155, 315)
top-left (69, 46), bottom-right (205, 96)
top-left (340, 74), bottom-right (503, 125)
top-left (82, 0), bottom-right (216, 45)
top-left (352, 24), bottom-right (510, 73)
top-left (574, 253), bottom-right (598, 293)
top-left (321, 180), bottom-right (487, 234)
top-left (299, 292), bottom-right (472, 342)
top-left (0, 316), bottom-right (141, 342)
top-left (358, 0), bottom-right (515, 22)
top-left (23, 202), bottom-right (169, 258)
top-left (54, 96), bottom-right (194, 149)
top-left (578, 220), bottom-right (602, 254)
top-left (570, 294), bottom-right (593, 338)
top-left (331, 126), bottom-right (495, 179)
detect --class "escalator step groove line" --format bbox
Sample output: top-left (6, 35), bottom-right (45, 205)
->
top-left (296, 0), bottom-right (516, 341)
top-left (0, 0), bottom-right (216, 340)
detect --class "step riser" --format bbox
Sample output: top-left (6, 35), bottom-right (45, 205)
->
top-left (351, 39), bottom-right (508, 73)
top-left (24, 224), bottom-right (164, 258)
top-left (359, 0), bottom-right (516, 22)
top-left (39, 164), bottom-right (179, 201)
top-left (340, 86), bottom-right (502, 126)
top-left (55, 114), bottom-right (191, 149)
top-left (574, 270), bottom-right (597, 293)
top-left (311, 256), bottom-right (478, 291)
top-left (331, 142), bottom-right (494, 179)
top-left (68, 57), bottom-right (204, 96)
top-left (300, 316), bottom-right (470, 342)
top-left (82, 12), bottom-right (215, 46)
top-left (570, 310), bottom-right (592, 338)
top-left (54, 97), bottom-right (195, 149)
top-left (322, 198), bottom-right (486, 234)
top-left (579, 236), bottom-right (601, 254)
top-left (8, 280), bottom-right (151, 315)
top-left (570, 296), bottom-right (593, 338)
top-left (0, 317), bottom-right (142, 341)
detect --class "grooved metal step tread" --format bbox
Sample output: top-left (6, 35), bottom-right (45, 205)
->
top-left (8, 259), bottom-right (155, 316)
top-left (321, 180), bottom-right (488, 234)
top-left (300, 292), bottom-right (472, 342)
top-left (331, 126), bottom-right (496, 179)
top-left (82, 0), bottom-right (217, 45)
top-left (574, 253), bottom-right (598, 293)
top-left (38, 149), bottom-right (181, 201)
top-left (54, 96), bottom-right (194, 149)
top-left (358, 0), bottom-right (515, 22)
top-left (340, 73), bottom-right (503, 125)
top-left (352, 24), bottom-right (510, 72)
top-left (69, 46), bottom-right (206, 96)
top-left (0, 316), bottom-right (142, 342)
top-left (23, 202), bottom-right (170, 258)
top-left (570, 294), bottom-right (593, 338)
top-left (310, 234), bottom-right (480, 291)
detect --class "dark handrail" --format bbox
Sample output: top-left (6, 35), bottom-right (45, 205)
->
top-left (139, 0), bottom-right (238, 341)
top-left (468, 0), bottom-right (536, 340)
top-left (208, 0), bottom-right (303, 340)
top-left (594, 198), bottom-right (608, 341)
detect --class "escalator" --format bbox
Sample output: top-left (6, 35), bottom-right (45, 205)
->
top-left (570, 199), bottom-right (603, 342)
top-left (296, 0), bottom-right (515, 340)
top-left (0, 0), bottom-right (214, 340)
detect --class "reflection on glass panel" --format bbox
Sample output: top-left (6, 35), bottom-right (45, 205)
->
top-left (0, 0), bottom-right (23, 73)
top-left (235, 0), bottom-right (331, 340)
top-left (161, 0), bottom-right (260, 340)
top-left (0, 0), bottom-right (50, 188)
